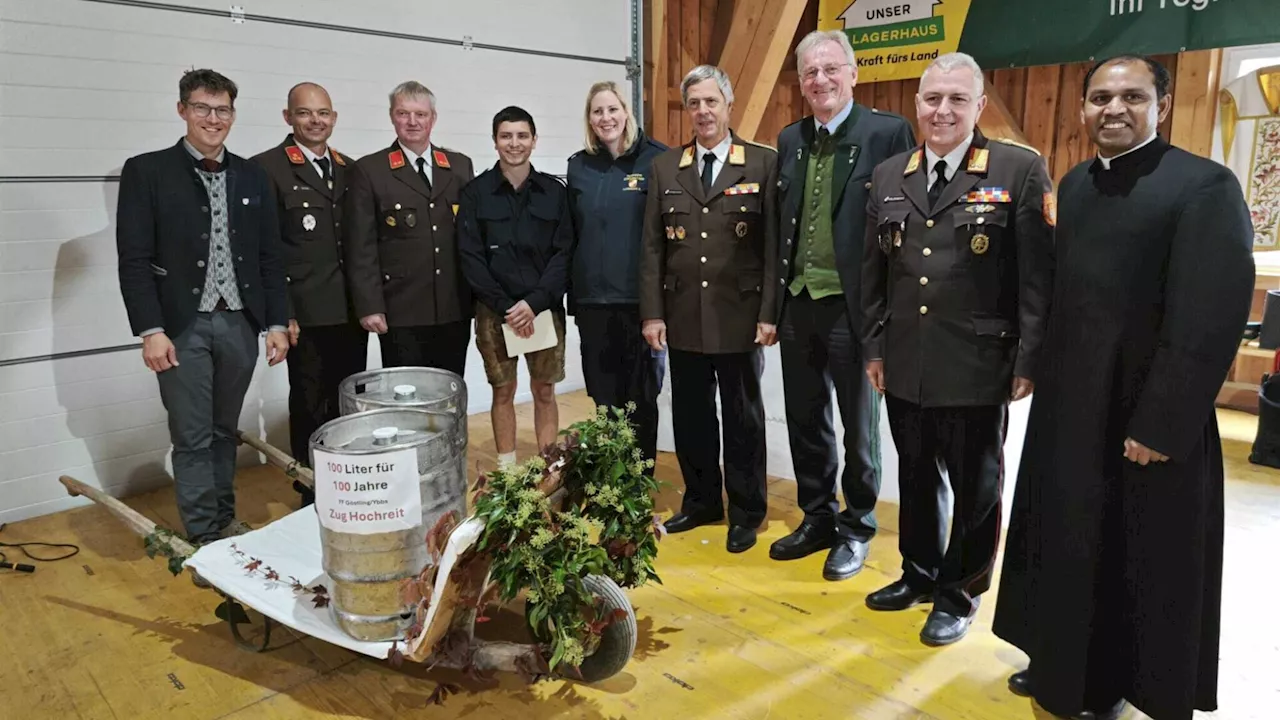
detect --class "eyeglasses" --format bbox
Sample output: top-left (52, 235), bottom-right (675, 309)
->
top-left (801, 64), bottom-right (850, 82)
top-left (185, 102), bottom-right (235, 121)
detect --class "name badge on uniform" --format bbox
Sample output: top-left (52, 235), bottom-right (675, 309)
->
top-left (623, 173), bottom-right (646, 191)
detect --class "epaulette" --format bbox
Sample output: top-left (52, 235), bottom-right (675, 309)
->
top-left (567, 149), bottom-right (585, 162)
top-left (995, 137), bottom-right (1043, 156)
top-left (739, 138), bottom-right (777, 153)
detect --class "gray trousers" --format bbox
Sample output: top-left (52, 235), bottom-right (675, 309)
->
top-left (156, 310), bottom-right (258, 543)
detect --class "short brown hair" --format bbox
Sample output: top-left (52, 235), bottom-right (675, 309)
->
top-left (180, 68), bottom-right (238, 106)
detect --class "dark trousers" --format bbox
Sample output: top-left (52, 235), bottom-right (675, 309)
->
top-left (779, 291), bottom-right (882, 541)
top-left (668, 347), bottom-right (767, 529)
top-left (156, 310), bottom-right (258, 544)
top-left (574, 304), bottom-right (664, 476)
top-left (379, 320), bottom-right (470, 376)
top-left (287, 322), bottom-right (368, 503)
top-left (885, 393), bottom-right (1007, 617)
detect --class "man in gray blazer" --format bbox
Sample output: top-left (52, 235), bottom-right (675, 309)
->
top-left (769, 30), bottom-right (916, 580)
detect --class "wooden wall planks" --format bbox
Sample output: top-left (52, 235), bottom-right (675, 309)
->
top-left (645, 0), bottom-right (1213, 187)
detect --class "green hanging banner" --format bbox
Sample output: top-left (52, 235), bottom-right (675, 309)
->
top-left (820, 0), bottom-right (1280, 84)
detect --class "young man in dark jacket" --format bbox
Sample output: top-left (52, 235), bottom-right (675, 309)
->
top-left (457, 106), bottom-right (574, 467)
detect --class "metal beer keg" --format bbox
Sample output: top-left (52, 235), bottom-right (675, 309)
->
top-left (309, 407), bottom-right (468, 642)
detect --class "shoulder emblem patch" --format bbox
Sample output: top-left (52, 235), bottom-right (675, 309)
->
top-left (729, 144), bottom-right (746, 166)
top-left (967, 147), bottom-right (990, 174)
top-left (679, 147), bottom-right (694, 169)
top-left (389, 149), bottom-right (406, 169)
top-left (904, 149), bottom-right (922, 175)
top-left (332, 150), bottom-right (346, 166)
top-left (284, 146), bottom-right (305, 165)
top-left (1043, 191), bottom-right (1057, 227)
top-left (433, 149), bottom-right (450, 169)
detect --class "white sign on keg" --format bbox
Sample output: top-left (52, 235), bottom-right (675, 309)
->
top-left (314, 427), bottom-right (422, 534)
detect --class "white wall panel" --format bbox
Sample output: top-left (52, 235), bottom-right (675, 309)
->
top-left (0, 0), bottom-right (628, 523)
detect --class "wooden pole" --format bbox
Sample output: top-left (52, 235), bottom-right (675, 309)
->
top-left (58, 475), bottom-right (196, 557)
top-left (236, 431), bottom-right (315, 489)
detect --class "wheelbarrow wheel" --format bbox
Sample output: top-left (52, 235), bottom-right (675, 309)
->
top-left (576, 574), bottom-right (636, 683)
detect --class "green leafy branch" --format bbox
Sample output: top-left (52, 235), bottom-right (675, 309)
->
top-left (468, 403), bottom-right (662, 672)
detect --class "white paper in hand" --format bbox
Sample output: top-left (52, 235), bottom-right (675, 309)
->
top-left (502, 309), bottom-right (557, 356)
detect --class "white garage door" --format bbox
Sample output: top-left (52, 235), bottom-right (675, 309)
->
top-left (0, 0), bottom-right (641, 523)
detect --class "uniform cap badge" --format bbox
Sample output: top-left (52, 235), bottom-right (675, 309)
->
top-left (302, 213), bottom-right (316, 232)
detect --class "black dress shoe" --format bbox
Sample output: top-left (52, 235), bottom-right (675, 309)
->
top-left (865, 579), bottom-right (932, 611)
top-left (1007, 668), bottom-right (1032, 697)
top-left (663, 510), bottom-right (722, 534)
top-left (920, 608), bottom-right (973, 646)
top-left (768, 522), bottom-right (834, 560)
top-left (726, 525), bottom-right (757, 553)
top-left (822, 538), bottom-right (869, 581)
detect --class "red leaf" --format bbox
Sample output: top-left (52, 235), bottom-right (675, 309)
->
top-left (264, 569), bottom-right (280, 582)
top-left (386, 641), bottom-right (405, 668)
top-left (425, 682), bottom-right (460, 706)
top-left (244, 559), bottom-right (263, 573)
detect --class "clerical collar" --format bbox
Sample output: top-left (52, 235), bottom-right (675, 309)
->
top-left (925, 132), bottom-right (974, 183)
top-left (814, 100), bottom-right (854, 136)
top-left (696, 134), bottom-right (731, 168)
top-left (1097, 132), bottom-right (1158, 170)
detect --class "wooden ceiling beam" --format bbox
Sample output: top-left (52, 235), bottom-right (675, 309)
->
top-left (709, 0), bottom-right (808, 142)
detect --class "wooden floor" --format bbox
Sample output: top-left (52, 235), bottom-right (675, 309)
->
top-left (2, 391), bottom-right (1277, 720)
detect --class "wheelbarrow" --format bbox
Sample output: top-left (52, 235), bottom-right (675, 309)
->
top-left (56, 431), bottom-right (638, 684)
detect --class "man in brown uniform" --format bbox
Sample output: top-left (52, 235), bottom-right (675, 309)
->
top-left (253, 82), bottom-right (367, 506)
top-left (640, 64), bottom-right (780, 554)
top-left (861, 53), bottom-right (1053, 646)
top-left (343, 81), bottom-right (475, 374)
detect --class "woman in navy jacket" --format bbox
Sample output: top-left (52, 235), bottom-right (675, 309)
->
top-left (566, 81), bottom-right (668, 475)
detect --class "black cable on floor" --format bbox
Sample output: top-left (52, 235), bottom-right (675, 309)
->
top-left (0, 523), bottom-right (80, 573)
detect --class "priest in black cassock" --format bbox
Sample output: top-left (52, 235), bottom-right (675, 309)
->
top-left (991, 55), bottom-right (1256, 720)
